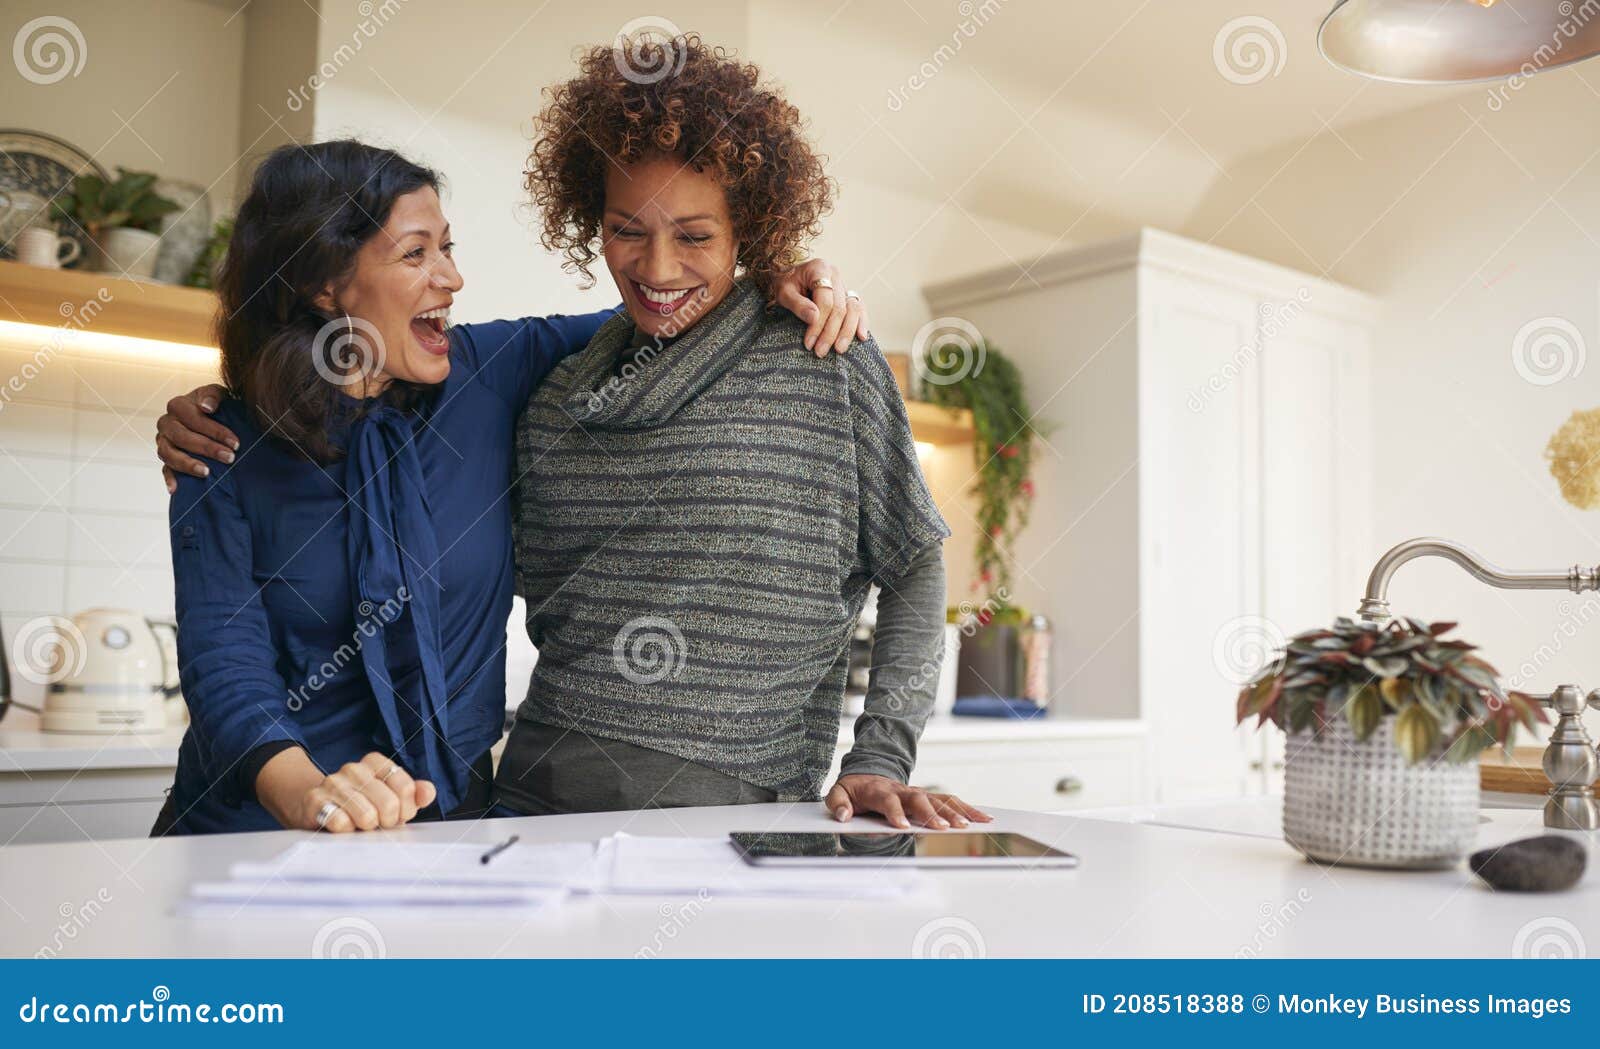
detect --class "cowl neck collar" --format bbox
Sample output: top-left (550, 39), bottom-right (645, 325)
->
top-left (561, 280), bottom-right (764, 430)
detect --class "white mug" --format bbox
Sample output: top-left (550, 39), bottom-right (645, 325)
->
top-left (14, 226), bottom-right (81, 269)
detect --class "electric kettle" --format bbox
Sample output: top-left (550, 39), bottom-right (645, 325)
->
top-left (41, 608), bottom-right (174, 734)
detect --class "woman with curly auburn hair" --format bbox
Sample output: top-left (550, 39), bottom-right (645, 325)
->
top-left (495, 35), bottom-right (990, 830)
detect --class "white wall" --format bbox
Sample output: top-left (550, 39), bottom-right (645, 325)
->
top-left (0, 0), bottom-right (235, 698)
top-left (1185, 64), bottom-right (1600, 721)
top-left (1, 0), bottom-right (247, 213)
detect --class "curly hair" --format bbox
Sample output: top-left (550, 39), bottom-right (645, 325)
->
top-left (525, 35), bottom-right (834, 296)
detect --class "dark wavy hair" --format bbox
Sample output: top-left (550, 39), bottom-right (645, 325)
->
top-left (215, 139), bottom-right (440, 462)
top-left (524, 35), bottom-right (834, 296)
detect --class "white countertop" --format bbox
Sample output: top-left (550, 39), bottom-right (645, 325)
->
top-left (0, 708), bottom-right (186, 774)
top-left (1, 796), bottom-right (1590, 958)
top-left (0, 709), bottom-right (1143, 777)
top-left (843, 712), bottom-right (1145, 746)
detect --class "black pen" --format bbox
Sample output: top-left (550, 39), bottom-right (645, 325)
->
top-left (479, 834), bottom-right (519, 865)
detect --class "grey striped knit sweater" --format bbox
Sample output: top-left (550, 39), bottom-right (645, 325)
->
top-left (509, 281), bottom-right (950, 801)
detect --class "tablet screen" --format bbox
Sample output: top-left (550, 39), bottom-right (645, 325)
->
top-left (729, 831), bottom-right (1076, 866)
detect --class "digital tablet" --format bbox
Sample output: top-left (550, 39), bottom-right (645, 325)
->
top-left (728, 831), bottom-right (1078, 868)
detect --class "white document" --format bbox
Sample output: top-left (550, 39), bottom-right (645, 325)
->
top-left (229, 839), bottom-right (600, 889)
top-left (195, 833), bottom-right (920, 916)
top-left (600, 834), bottom-right (924, 898)
top-left (184, 879), bottom-right (568, 912)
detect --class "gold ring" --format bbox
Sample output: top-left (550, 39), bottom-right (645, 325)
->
top-left (813, 277), bottom-right (834, 290)
top-left (381, 763), bottom-right (399, 782)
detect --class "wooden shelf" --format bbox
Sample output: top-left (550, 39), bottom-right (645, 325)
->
top-left (905, 399), bottom-right (975, 445)
top-left (1479, 746), bottom-right (1550, 796)
top-left (0, 259), bottom-right (219, 347)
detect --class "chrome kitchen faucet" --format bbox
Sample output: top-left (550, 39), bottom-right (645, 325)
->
top-left (1357, 537), bottom-right (1600, 831)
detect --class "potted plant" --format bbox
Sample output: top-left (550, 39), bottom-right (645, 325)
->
top-left (1238, 615), bottom-right (1545, 869)
top-left (50, 167), bottom-right (178, 280)
top-left (919, 343), bottom-right (1039, 603)
top-left (920, 336), bottom-right (1043, 699)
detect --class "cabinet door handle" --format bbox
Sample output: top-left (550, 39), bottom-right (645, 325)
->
top-left (1055, 776), bottom-right (1084, 795)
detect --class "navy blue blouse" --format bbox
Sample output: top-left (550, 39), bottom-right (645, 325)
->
top-left (166, 310), bottom-right (612, 834)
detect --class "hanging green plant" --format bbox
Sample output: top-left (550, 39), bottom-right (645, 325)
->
top-left (918, 333), bottom-right (1040, 610)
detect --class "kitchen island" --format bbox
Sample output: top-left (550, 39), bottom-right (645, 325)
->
top-left (1, 796), bottom-right (1591, 958)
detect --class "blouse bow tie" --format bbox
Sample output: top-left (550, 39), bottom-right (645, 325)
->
top-left (345, 404), bottom-right (463, 814)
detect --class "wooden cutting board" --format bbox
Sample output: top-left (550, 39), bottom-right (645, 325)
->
top-left (1479, 747), bottom-right (1550, 795)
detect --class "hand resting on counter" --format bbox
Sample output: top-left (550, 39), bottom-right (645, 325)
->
top-left (825, 774), bottom-right (992, 830)
top-left (257, 749), bottom-right (435, 833)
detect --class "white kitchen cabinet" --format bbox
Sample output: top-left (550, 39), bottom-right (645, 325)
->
top-left (923, 229), bottom-right (1376, 805)
top-left (832, 716), bottom-right (1149, 813)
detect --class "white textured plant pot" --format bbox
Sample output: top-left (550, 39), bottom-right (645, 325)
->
top-left (1282, 716), bottom-right (1479, 869)
top-left (93, 228), bottom-right (160, 279)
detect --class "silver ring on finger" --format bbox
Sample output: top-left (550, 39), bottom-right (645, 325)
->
top-left (315, 800), bottom-right (339, 829)
top-left (845, 289), bottom-right (860, 301)
top-left (380, 763), bottom-right (399, 782)
top-left (812, 277), bottom-right (833, 291)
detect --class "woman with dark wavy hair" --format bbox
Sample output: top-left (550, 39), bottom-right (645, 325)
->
top-left (153, 138), bottom-right (862, 835)
top-left (494, 37), bottom-right (989, 830)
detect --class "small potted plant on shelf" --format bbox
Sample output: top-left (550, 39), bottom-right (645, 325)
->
top-left (50, 167), bottom-right (178, 281)
top-left (1238, 615), bottom-right (1545, 869)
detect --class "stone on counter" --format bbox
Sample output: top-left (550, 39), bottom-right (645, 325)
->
top-left (1469, 835), bottom-right (1587, 892)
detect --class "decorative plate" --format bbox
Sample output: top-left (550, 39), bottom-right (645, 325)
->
top-left (0, 129), bottom-right (107, 268)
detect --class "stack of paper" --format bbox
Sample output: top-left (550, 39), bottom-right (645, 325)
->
top-left (184, 833), bottom-right (924, 915)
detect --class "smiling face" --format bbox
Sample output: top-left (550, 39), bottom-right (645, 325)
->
top-left (322, 186), bottom-right (463, 396)
top-left (601, 154), bottom-right (738, 341)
